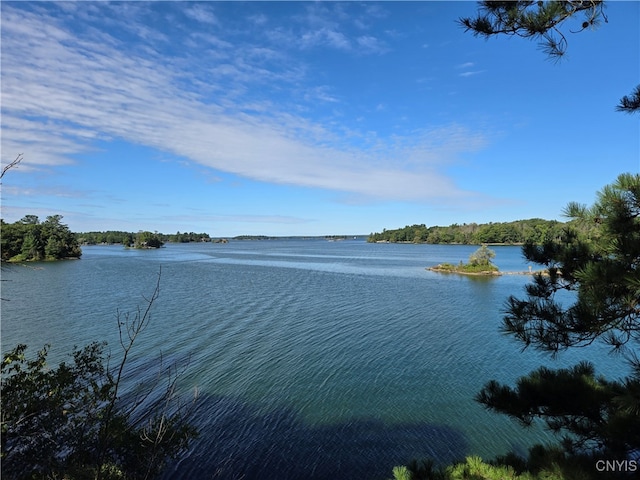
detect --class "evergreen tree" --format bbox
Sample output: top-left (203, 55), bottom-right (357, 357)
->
top-left (461, 0), bottom-right (640, 465)
top-left (20, 228), bottom-right (43, 261)
top-left (0, 215), bottom-right (81, 261)
top-left (477, 174), bottom-right (640, 457)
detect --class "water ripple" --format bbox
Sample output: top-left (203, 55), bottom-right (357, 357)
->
top-left (1, 242), bottom-right (619, 479)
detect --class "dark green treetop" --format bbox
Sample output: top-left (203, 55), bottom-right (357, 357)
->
top-left (504, 173), bottom-right (640, 353)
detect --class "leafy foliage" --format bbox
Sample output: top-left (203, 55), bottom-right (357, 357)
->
top-left (391, 465), bottom-right (412, 480)
top-left (397, 177), bottom-right (640, 477)
top-left (468, 244), bottom-right (496, 266)
top-left (1, 215), bottom-right (82, 262)
top-left (393, 450), bottom-right (624, 480)
top-left (134, 231), bottom-right (165, 249)
top-left (77, 231), bottom-right (136, 246)
top-left (1, 274), bottom-right (198, 479)
top-left (167, 231), bottom-right (211, 243)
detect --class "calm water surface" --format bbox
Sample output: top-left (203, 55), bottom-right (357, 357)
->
top-left (1, 240), bottom-right (620, 479)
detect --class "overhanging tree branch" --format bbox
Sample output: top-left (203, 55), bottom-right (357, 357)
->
top-left (458, 1), bottom-right (607, 60)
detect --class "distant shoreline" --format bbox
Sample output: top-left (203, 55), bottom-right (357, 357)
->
top-left (375, 240), bottom-right (525, 246)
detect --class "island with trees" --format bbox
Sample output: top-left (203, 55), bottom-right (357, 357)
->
top-left (0, 218), bottom-right (219, 261)
top-left (76, 230), bottom-right (210, 246)
top-left (131, 231), bottom-right (164, 249)
top-left (1, 215), bottom-right (82, 262)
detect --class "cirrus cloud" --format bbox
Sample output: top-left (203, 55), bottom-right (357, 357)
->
top-left (1, 3), bottom-right (493, 207)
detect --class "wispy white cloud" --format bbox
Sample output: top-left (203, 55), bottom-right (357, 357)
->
top-left (456, 62), bottom-right (484, 77)
top-left (1, 116), bottom-right (98, 168)
top-left (1, 3), bottom-right (493, 206)
top-left (356, 35), bottom-right (389, 55)
top-left (303, 86), bottom-right (340, 104)
top-left (277, 2), bottom-right (390, 56)
top-left (183, 3), bottom-right (219, 26)
top-left (459, 70), bottom-right (485, 77)
top-left (1, 185), bottom-right (89, 198)
top-left (248, 13), bottom-right (268, 26)
top-left (300, 27), bottom-right (351, 50)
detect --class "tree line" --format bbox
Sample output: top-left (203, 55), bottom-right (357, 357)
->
top-left (0, 216), bottom-right (216, 262)
top-left (368, 218), bottom-right (569, 245)
top-left (77, 230), bottom-right (211, 246)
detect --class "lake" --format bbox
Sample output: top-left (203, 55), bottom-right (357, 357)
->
top-left (0, 240), bottom-right (621, 479)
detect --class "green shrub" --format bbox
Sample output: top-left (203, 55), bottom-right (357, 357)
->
top-left (1, 275), bottom-right (197, 480)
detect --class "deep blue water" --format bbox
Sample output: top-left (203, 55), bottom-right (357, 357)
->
top-left (0, 240), bottom-right (621, 479)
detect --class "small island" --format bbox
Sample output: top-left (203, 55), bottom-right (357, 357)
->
top-left (1, 215), bottom-right (82, 262)
top-left (428, 245), bottom-right (500, 276)
top-left (131, 231), bottom-right (164, 249)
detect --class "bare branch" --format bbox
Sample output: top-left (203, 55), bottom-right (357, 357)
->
top-left (96, 267), bottom-right (163, 480)
top-left (1, 153), bottom-right (23, 181)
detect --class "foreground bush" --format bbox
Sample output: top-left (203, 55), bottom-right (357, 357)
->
top-left (392, 446), bottom-right (633, 480)
top-left (1, 274), bottom-right (197, 480)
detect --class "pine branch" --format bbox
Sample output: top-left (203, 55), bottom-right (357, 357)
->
top-left (459, 1), bottom-right (607, 59)
top-left (616, 84), bottom-right (640, 114)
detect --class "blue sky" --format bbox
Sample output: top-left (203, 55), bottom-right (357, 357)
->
top-left (1, 1), bottom-right (638, 237)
